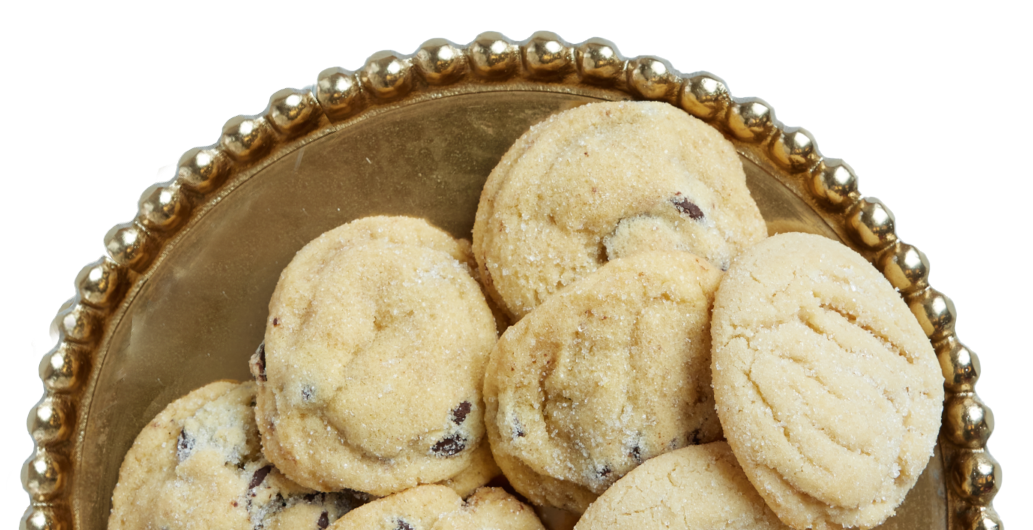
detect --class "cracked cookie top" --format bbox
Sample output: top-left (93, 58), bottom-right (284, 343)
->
top-left (252, 216), bottom-right (498, 496)
top-left (109, 381), bottom-right (362, 530)
top-left (710, 232), bottom-right (944, 530)
top-left (575, 442), bottom-right (789, 530)
top-left (473, 100), bottom-right (766, 322)
top-left (483, 251), bottom-right (724, 513)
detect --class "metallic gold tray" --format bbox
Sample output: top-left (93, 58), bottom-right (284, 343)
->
top-left (21, 32), bottom-right (1002, 530)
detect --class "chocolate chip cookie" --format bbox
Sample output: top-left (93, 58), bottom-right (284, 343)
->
top-left (483, 251), bottom-right (724, 513)
top-left (329, 486), bottom-right (544, 530)
top-left (711, 232), bottom-right (944, 529)
top-left (473, 101), bottom-right (766, 321)
top-left (109, 381), bottom-right (361, 530)
top-left (252, 216), bottom-right (498, 496)
top-left (575, 442), bottom-right (789, 530)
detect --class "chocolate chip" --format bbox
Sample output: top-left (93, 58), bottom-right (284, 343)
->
top-left (672, 196), bottom-right (705, 220)
top-left (598, 465), bottom-right (612, 478)
top-left (302, 385), bottom-right (314, 401)
top-left (272, 318), bottom-right (280, 326)
top-left (688, 428), bottom-right (704, 445)
top-left (395, 519), bottom-right (414, 530)
top-left (317, 511), bottom-right (329, 529)
top-left (430, 434), bottom-right (467, 456)
top-left (630, 445), bottom-right (642, 463)
top-left (451, 401), bottom-right (472, 424)
top-left (249, 465), bottom-right (273, 492)
top-left (513, 418), bottom-right (526, 438)
top-left (255, 343), bottom-right (267, 382)
top-left (176, 429), bottom-right (193, 462)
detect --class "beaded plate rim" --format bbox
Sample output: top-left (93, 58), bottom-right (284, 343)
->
top-left (21, 31), bottom-right (1002, 530)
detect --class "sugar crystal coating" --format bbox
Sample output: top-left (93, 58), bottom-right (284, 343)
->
top-left (473, 100), bottom-right (766, 321)
top-left (253, 216), bottom-right (498, 496)
top-left (484, 251), bottom-right (724, 513)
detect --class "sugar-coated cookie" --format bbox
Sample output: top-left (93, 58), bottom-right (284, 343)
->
top-left (711, 232), bottom-right (944, 529)
top-left (328, 485), bottom-right (462, 530)
top-left (252, 216), bottom-right (498, 496)
top-left (473, 101), bottom-right (766, 321)
top-left (575, 442), bottom-right (789, 530)
top-left (431, 487), bottom-right (546, 530)
top-left (484, 251), bottom-right (724, 513)
top-left (329, 486), bottom-right (543, 530)
top-left (109, 381), bottom-right (362, 530)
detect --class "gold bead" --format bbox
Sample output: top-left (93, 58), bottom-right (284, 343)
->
top-left (847, 197), bottom-right (897, 249)
top-left (50, 302), bottom-right (97, 344)
top-left (360, 51), bottom-right (414, 100)
top-left (952, 450), bottom-right (1001, 505)
top-left (27, 397), bottom-right (73, 445)
top-left (316, 67), bottom-right (365, 121)
top-left (415, 38), bottom-right (467, 85)
top-left (523, 31), bottom-right (574, 77)
top-left (770, 127), bottom-right (820, 172)
top-left (137, 180), bottom-right (191, 233)
top-left (267, 88), bottom-right (322, 137)
top-left (468, 32), bottom-right (520, 78)
top-left (908, 287), bottom-right (957, 340)
top-left (626, 56), bottom-right (680, 101)
top-left (945, 394), bottom-right (994, 448)
top-left (20, 504), bottom-right (69, 530)
top-left (878, 242), bottom-right (929, 294)
top-left (39, 343), bottom-right (86, 393)
top-left (960, 506), bottom-right (1004, 530)
top-left (811, 158), bottom-right (859, 209)
top-left (576, 38), bottom-right (624, 84)
top-left (104, 222), bottom-right (155, 272)
top-left (937, 336), bottom-right (981, 392)
top-left (75, 258), bottom-right (124, 309)
top-left (726, 98), bottom-right (776, 143)
top-left (176, 147), bottom-right (231, 194)
top-left (22, 449), bottom-right (67, 501)
top-left (680, 73), bottom-right (730, 121)
top-left (220, 115), bottom-right (275, 161)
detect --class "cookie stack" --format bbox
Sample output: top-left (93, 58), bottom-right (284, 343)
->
top-left (109, 101), bottom-right (943, 530)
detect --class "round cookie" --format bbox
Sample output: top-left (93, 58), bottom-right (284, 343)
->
top-left (252, 216), bottom-right (498, 496)
top-left (432, 487), bottom-right (546, 530)
top-left (329, 486), bottom-right (543, 530)
top-left (575, 442), bottom-right (790, 530)
top-left (329, 485), bottom-right (462, 530)
top-left (710, 232), bottom-right (944, 530)
top-left (484, 251), bottom-right (724, 513)
top-left (109, 381), bottom-right (361, 530)
top-left (473, 100), bottom-right (766, 321)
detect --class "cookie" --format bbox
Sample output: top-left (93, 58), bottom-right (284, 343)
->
top-left (473, 100), bottom-right (766, 320)
top-left (710, 232), bottom-right (944, 529)
top-left (329, 486), bottom-right (544, 530)
top-left (483, 251), bottom-right (724, 513)
top-left (575, 442), bottom-right (789, 530)
top-left (329, 485), bottom-right (462, 530)
top-left (252, 216), bottom-right (498, 496)
top-left (432, 487), bottom-right (546, 530)
top-left (109, 381), bottom-right (361, 530)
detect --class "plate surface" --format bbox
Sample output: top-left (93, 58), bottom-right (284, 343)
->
top-left (22, 34), bottom-right (999, 530)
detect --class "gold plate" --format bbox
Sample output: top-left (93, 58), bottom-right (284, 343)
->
top-left (22, 32), bottom-right (1002, 530)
